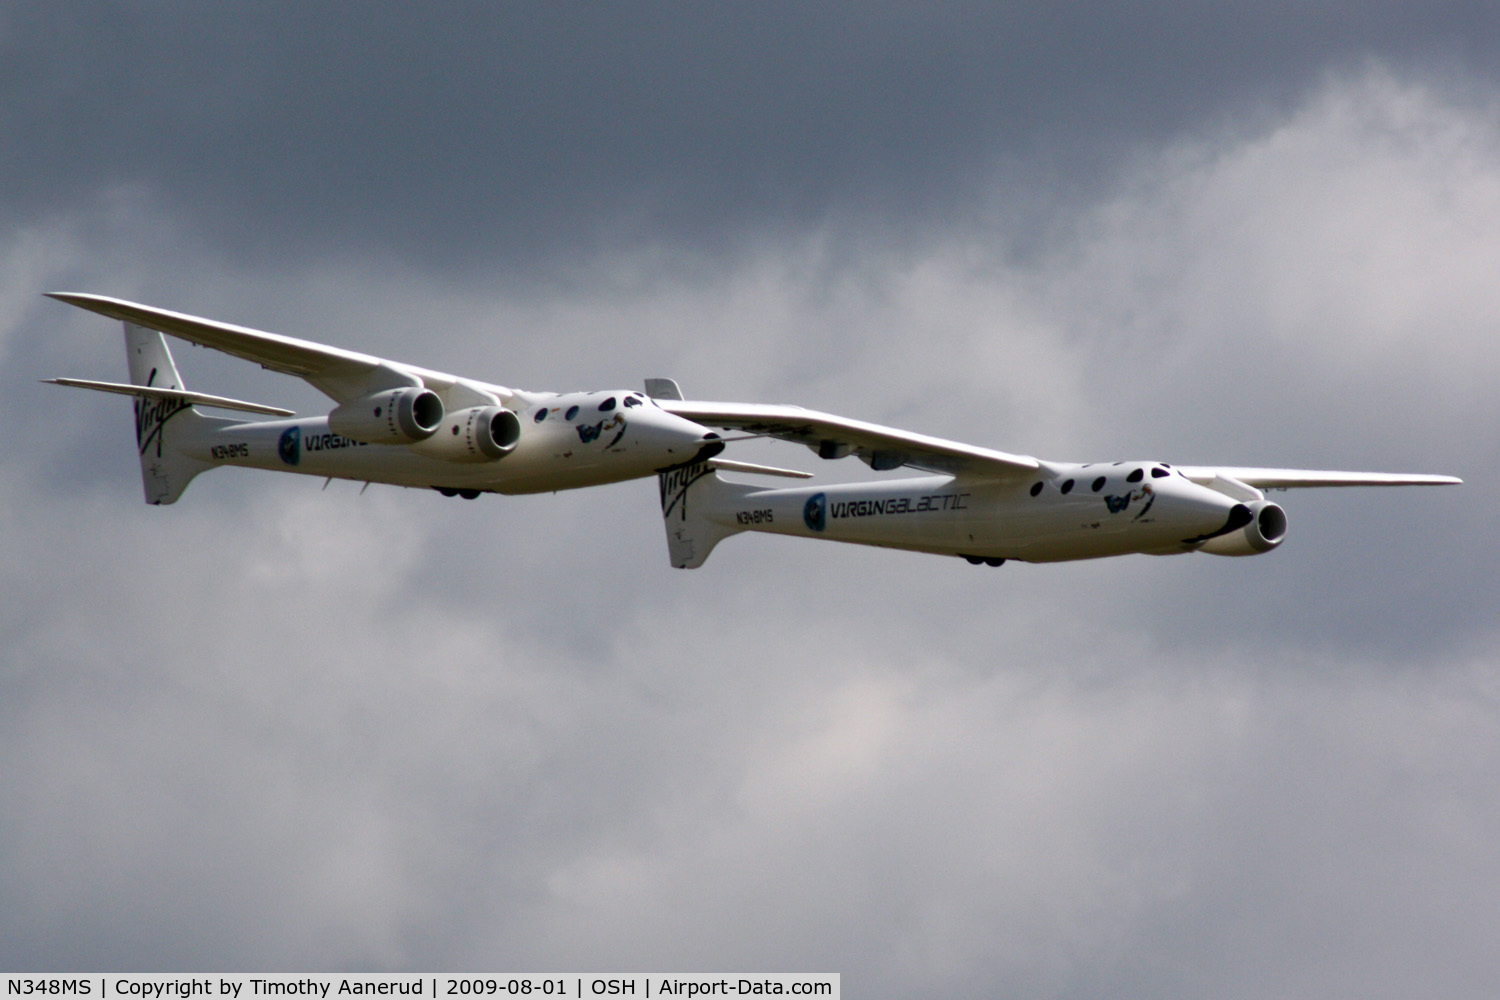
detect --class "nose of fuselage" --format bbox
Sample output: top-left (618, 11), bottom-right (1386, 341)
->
top-left (642, 408), bottom-right (725, 465)
top-left (1167, 480), bottom-right (1255, 543)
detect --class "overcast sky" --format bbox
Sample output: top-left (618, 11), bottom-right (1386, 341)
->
top-left (3, 3), bottom-right (1497, 996)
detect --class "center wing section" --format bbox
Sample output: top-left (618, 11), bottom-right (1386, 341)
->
top-left (47, 292), bottom-right (513, 407)
top-left (659, 398), bottom-right (1039, 480)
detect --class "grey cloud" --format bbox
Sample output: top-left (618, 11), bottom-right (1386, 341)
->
top-left (7, 2), bottom-right (1500, 274)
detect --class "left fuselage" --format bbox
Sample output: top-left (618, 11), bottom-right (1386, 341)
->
top-left (182, 389), bottom-right (719, 494)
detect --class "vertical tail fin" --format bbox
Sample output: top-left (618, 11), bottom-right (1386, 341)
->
top-left (658, 462), bottom-right (754, 568)
top-left (124, 322), bottom-right (213, 504)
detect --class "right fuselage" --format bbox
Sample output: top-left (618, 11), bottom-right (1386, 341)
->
top-left (706, 462), bottom-right (1249, 562)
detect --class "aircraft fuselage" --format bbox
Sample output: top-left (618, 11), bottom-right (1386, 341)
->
top-left (673, 461), bottom-right (1269, 563)
top-left (185, 390), bottom-right (719, 495)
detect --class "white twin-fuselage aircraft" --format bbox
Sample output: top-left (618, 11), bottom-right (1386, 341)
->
top-left (48, 293), bottom-right (1460, 569)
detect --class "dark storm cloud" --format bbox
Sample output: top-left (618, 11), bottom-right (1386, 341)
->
top-left (7, 1), bottom-right (1500, 272)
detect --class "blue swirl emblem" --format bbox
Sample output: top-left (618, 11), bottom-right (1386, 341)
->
top-left (803, 492), bottom-right (827, 532)
top-left (278, 426), bottom-right (302, 466)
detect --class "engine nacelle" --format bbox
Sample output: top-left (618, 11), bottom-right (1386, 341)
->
top-left (411, 406), bottom-right (522, 462)
top-left (328, 387), bottom-right (444, 444)
top-left (1199, 501), bottom-right (1288, 557)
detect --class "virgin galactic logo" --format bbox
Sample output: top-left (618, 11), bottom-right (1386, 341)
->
top-left (278, 426), bottom-right (301, 466)
top-left (803, 492), bottom-right (827, 532)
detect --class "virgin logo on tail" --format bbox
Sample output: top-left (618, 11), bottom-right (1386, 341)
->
top-left (659, 461), bottom-right (711, 520)
top-left (134, 368), bottom-right (191, 457)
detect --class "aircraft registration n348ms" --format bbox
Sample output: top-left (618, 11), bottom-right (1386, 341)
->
top-left (647, 384), bottom-right (1461, 568)
top-left (45, 293), bottom-right (726, 502)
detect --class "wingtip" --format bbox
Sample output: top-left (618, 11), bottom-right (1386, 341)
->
top-left (44, 292), bottom-right (145, 324)
top-left (45, 291), bottom-right (111, 309)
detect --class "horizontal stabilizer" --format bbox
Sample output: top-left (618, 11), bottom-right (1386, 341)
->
top-left (708, 458), bottom-right (815, 479)
top-left (42, 378), bottom-right (295, 417)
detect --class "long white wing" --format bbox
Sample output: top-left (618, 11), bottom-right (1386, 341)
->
top-left (658, 396), bottom-right (1455, 486)
top-left (1177, 466), bottom-right (1462, 488)
top-left (659, 399), bottom-right (1039, 479)
top-left (47, 292), bottom-right (513, 407)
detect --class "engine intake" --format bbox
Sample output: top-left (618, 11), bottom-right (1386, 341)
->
top-left (411, 406), bottom-right (522, 462)
top-left (1198, 500), bottom-right (1288, 557)
top-left (328, 387), bottom-right (444, 444)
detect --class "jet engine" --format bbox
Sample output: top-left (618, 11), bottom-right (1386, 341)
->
top-left (1198, 500), bottom-right (1288, 557)
top-left (328, 387), bottom-right (444, 444)
top-left (412, 406), bottom-right (523, 462)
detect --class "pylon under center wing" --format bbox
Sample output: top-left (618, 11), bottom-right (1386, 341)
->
top-left (657, 397), bottom-right (1040, 480)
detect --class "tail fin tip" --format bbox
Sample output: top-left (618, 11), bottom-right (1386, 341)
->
top-left (657, 461), bottom-right (753, 568)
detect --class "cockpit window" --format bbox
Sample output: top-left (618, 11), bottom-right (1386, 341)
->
top-left (1151, 466), bottom-right (1169, 478)
top-left (1126, 468), bottom-right (1144, 483)
top-left (599, 397), bottom-right (616, 412)
top-left (624, 395), bottom-right (642, 407)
